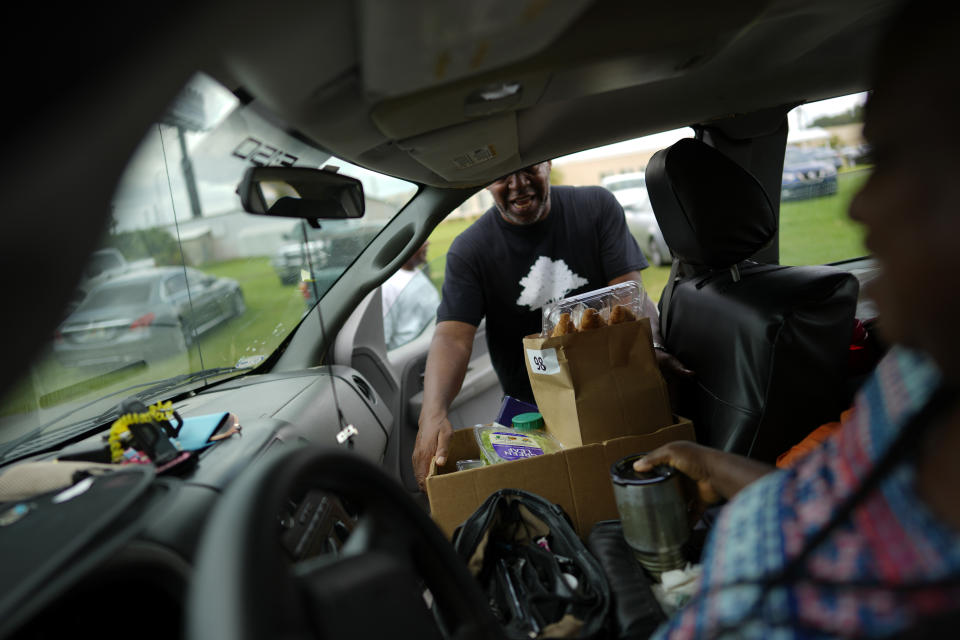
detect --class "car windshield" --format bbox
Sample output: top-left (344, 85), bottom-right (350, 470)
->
top-left (0, 72), bottom-right (416, 461)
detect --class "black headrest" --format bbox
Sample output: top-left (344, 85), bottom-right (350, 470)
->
top-left (645, 138), bottom-right (776, 268)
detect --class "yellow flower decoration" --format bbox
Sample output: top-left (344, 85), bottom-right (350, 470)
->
top-left (108, 401), bottom-right (175, 463)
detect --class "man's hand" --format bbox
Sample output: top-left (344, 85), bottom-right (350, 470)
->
top-left (634, 441), bottom-right (723, 505)
top-left (414, 320), bottom-right (476, 491)
top-left (413, 413), bottom-right (453, 490)
top-left (634, 441), bottom-right (775, 503)
top-left (655, 348), bottom-right (694, 380)
top-left (654, 348), bottom-right (694, 412)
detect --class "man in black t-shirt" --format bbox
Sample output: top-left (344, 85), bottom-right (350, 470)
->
top-left (438, 182), bottom-right (647, 401)
top-left (412, 161), bottom-right (690, 488)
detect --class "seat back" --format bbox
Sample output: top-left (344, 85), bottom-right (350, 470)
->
top-left (646, 139), bottom-right (858, 461)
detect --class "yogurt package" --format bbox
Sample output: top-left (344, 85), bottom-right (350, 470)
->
top-left (474, 423), bottom-right (563, 465)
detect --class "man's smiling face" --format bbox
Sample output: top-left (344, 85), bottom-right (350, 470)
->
top-left (487, 161), bottom-right (552, 225)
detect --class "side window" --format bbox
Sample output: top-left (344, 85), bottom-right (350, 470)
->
top-left (423, 209), bottom-right (482, 295)
top-left (778, 93), bottom-right (871, 265)
top-left (379, 202), bottom-right (487, 350)
top-left (382, 242), bottom-right (440, 351)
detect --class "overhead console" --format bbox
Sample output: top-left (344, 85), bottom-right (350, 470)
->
top-left (212, 0), bottom-right (781, 188)
top-left (363, 0), bottom-right (769, 186)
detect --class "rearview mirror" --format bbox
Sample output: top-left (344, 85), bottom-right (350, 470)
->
top-left (237, 167), bottom-right (365, 222)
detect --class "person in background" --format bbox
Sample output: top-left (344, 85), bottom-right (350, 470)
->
top-left (638, 2), bottom-right (960, 636)
top-left (382, 242), bottom-right (439, 351)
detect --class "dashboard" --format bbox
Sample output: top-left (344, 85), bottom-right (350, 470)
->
top-left (0, 365), bottom-right (385, 639)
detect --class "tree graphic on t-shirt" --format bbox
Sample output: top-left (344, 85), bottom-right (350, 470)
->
top-left (516, 256), bottom-right (588, 310)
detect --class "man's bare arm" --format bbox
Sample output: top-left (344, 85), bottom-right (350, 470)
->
top-left (413, 320), bottom-right (477, 489)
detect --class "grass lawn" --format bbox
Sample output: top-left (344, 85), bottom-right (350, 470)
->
top-left (201, 258), bottom-right (306, 368)
top-left (779, 170), bottom-right (869, 266)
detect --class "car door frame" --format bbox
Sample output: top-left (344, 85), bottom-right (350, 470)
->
top-left (331, 276), bottom-right (502, 496)
top-left (272, 185), bottom-right (504, 494)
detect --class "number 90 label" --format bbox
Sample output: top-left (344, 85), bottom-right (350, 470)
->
top-left (526, 348), bottom-right (560, 376)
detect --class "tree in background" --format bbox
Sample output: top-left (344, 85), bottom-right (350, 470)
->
top-left (811, 104), bottom-right (865, 128)
top-left (105, 227), bottom-right (182, 266)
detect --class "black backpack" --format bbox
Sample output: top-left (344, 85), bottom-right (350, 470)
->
top-left (452, 489), bottom-right (611, 639)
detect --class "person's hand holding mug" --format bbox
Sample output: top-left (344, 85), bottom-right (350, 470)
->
top-left (634, 441), bottom-right (774, 505)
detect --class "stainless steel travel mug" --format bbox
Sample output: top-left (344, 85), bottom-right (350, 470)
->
top-left (610, 453), bottom-right (690, 576)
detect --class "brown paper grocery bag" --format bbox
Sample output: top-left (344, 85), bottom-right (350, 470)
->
top-left (522, 319), bottom-right (672, 447)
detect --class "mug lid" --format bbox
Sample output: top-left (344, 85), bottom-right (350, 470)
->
top-left (610, 453), bottom-right (676, 485)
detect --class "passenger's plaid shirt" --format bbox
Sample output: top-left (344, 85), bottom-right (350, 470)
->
top-left (653, 347), bottom-right (960, 638)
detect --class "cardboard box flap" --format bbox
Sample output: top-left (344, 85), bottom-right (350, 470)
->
top-left (428, 430), bottom-right (577, 538)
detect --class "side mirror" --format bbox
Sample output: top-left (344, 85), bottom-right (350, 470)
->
top-left (237, 167), bottom-right (365, 222)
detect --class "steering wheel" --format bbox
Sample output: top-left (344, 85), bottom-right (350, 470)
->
top-left (186, 445), bottom-right (504, 640)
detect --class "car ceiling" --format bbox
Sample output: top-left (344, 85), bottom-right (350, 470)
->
top-left (208, 0), bottom-right (901, 189)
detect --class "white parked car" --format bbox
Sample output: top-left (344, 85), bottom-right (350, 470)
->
top-left (603, 173), bottom-right (671, 265)
top-left (601, 172), bottom-right (651, 210)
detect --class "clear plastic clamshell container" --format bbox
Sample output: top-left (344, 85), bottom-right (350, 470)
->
top-left (474, 423), bottom-right (563, 465)
top-left (541, 280), bottom-right (647, 338)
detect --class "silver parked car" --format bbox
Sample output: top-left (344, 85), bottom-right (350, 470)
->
top-left (604, 173), bottom-right (672, 266)
top-left (54, 267), bottom-right (244, 368)
top-left (623, 202), bottom-right (672, 266)
top-left (272, 220), bottom-right (382, 287)
top-left (271, 223), bottom-right (327, 285)
top-left (781, 146), bottom-right (840, 201)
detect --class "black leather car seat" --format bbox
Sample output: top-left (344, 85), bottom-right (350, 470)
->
top-left (646, 138), bottom-right (859, 462)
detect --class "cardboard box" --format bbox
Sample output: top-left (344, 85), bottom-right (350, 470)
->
top-left (426, 417), bottom-right (694, 540)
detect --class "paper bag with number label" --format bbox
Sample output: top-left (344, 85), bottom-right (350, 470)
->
top-left (522, 319), bottom-right (672, 447)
